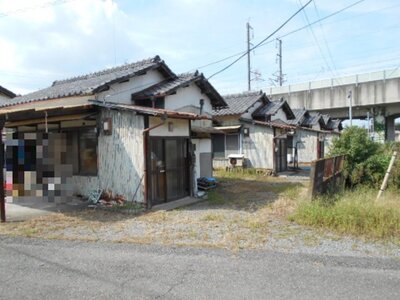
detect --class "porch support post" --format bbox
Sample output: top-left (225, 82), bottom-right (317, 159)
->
top-left (0, 117), bottom-right (5, 222)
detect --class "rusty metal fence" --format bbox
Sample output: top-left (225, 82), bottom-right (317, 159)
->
top-left (309, 155), bottom-right (346, 198)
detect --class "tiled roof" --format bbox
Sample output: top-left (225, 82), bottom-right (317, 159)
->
top-left (0, 85), bottom-right (16, 98)
top-left (213, 90), bottom-right (265, 116)
top-left (2, 56), bottom-right (175, 108)
top-left (303, 113), bottom-right (323, 127)
top-left (131, 72), bottom-right (199, 98)
top-left (322, 114), bottom-right (331, 125)
top-left (286, 108), bottom-right (307, 125)
top-left (131, 71), bottom-right (227, 108)
top-left (252, 98), bottom-right (295, 120)
top-left (326, 119), bottom-right (342, 131)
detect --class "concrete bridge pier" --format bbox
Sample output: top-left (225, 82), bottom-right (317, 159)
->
top-left (385, 115), bottom-right (396, 141)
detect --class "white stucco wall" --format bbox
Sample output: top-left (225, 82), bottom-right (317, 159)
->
top-left (164, 82), bottom-right (213, 114)
top-left (325, 132), bottom-right (340, 153)
top-left (293, 128), bottom-right (319, 163)
top-left (97, 70), bottom-right (165, 104)
top-left (148, 117), bottom-right (189, 137)
top-left (73, 109), bottom-right (145, 202)
top-left (192, 138), bottom-right (212, 180)
top-left (242, 123), bottom-right (274, 169)
top-left (215, 115), bottom-right (240, 126)
top-left (271, 108), bottom-right (288, 122)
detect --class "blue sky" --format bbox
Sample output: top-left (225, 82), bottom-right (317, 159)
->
top-left (0, 0), bottom-right (399, 98)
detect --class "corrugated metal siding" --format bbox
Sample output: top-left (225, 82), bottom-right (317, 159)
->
top-left (73, 109), bottom-right (145, 202)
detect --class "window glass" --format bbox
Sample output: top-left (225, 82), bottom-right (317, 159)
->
top-left (212, 134), bottom-right (225, 158)
top-left (226, 134), bottom-right (240, 156)
top-left (79, 128), bottom-right (98, 175)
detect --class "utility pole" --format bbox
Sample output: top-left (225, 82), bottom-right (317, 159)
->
top-left (348, 90), bottom-right (353, 127)
top-left (269, 38), bottom-right (285, 86)
top-left (277, 38), bottom-right (283, 86)
top-left (246, 22), bottom-right (252, 91)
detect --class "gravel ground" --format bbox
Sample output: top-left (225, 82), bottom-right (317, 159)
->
top-left (1, 176), bottom-right (399, 258)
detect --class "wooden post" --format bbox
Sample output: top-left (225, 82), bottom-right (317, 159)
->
top-left (377, 151), bottom-right (397, 200)
top-left (0, 118), bottom-right (5, 222)
top-left (308, 160), bottom-right (317, 199)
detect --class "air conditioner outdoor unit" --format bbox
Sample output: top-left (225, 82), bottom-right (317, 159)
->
top-left (228, 154), bottom-right (245, 167)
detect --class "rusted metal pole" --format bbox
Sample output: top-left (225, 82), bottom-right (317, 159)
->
top-left (377, 151), bottom-right (397, 200)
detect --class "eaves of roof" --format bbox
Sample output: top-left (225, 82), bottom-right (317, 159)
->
top-left (90, 100), bottom-right (211, 120)
top-left (0, 85), bottom-right (16, 98)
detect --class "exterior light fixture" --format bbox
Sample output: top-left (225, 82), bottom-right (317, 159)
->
top-left (103, 118), bottom-right (112, 135)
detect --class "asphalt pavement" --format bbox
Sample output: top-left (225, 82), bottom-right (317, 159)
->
top-left (0, 236), bottom-right (399, 299)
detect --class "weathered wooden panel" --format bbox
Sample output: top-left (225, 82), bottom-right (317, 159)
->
top-left (309, 155), bottom-right (345, 198)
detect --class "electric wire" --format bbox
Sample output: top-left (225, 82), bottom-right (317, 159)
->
top-left (207, 0), bottom-right (313, 80)
top-left (194, 0), bottom-right (366, 73)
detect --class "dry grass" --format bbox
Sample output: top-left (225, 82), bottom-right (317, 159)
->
top-left (0, 173), bottom-right (307, 250)
top-left (290, 187), bottom-right (400, 242)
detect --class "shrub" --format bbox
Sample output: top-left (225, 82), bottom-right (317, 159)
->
top-left (328, 127), bottom-right (399, 188)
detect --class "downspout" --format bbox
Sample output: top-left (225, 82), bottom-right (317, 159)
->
top-left (142, 113), bottom-right (167, 209)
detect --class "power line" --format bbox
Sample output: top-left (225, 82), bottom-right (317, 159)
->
top-left (297, 0), bottom-right (341, 85)
top-left (259, 0), bottom-right (366, 48)
top-left (189, 0), bottom-right (396, 72)
top-left (207, 0), bottom-right (313, 80)
top-left (195, 0), bottom-right (365, 73)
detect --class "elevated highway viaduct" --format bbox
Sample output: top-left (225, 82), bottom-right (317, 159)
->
top-left (267, 69), bottom-right (400, 140)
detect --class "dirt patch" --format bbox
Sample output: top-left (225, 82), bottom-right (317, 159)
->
top-left (1, 176), bottom-right (399, 257)
top-left (0, 177), bottom-right (302, 250)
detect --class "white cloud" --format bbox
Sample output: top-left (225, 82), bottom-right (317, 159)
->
top-left (0, 0), bottom-right (398, 96)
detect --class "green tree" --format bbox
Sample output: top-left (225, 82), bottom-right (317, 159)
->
top-left (328, 126), bottom-right (387, 187)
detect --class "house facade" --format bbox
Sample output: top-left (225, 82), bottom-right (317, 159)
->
top-left (212, 91), bottom-right (342, 172)
top-left (287, 109), bottom-right (341, 165)
top-left (0, 56), bottom-right (227, 208)
top-left (212, 91), bottom-right (296, 173)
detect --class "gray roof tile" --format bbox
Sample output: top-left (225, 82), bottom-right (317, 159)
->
top-left (2, 56), bottom-right (174, 107)
top-left (131, 71), bottom-right (227, 108)
top-left (286, 108), bottom-right (307, 125)
top-left (252, 99), bottom-right (294, 119)
top-left (214, 91), bottom-right (265, 116)
top-left (131, 72), bottom-right (199, 99)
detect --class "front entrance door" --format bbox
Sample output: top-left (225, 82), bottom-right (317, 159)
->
top-left (275, 138), bottom-right (287, 173)
top-left (149, 137), bottom-right (190, 206)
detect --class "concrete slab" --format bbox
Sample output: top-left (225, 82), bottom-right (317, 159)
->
top-left (5, 198), bottom-right (88, 222)
top-left (151, 196), bottom-right (204, 211)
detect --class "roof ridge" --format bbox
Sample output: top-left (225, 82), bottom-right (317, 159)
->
top-left (223, 90), bottom-right (263, 99)
top-left (176, 70), bottom-right (200, 78)
top-left (52, 56), bottom-right (161, 86)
